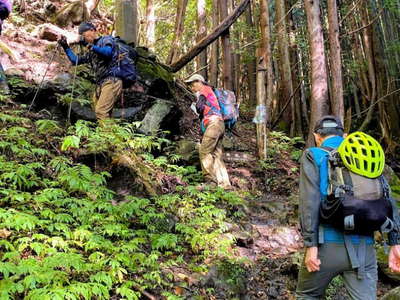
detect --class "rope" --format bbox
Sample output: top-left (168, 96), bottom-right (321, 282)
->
top-left (67, 57), bottom-right (79, 124)
top-left (28, 45), bottom-right (59, 112)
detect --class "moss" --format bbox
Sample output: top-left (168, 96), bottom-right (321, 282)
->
top-left (136, 59), bottom-right (174, 83)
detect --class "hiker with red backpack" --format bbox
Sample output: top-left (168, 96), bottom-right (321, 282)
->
top-left (185, 74), bottom-right (235, 190)
top-left (58, 21), bottom-right (137, 121)
top-left (296, 115), bottom-right (400, 299)
top-left (0, 0), bottom-right (12, 93)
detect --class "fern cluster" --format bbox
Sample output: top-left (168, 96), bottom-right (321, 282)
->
top-left (0, 106), bottom-right (245, 299)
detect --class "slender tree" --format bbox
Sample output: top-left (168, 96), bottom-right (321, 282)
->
top-left (304, 0), bottom-right (329, 146)
top-left (145, 0), bottom-right (156, 50)
top-left (219, 0), bottom-right (234, 90)
top-left (166, 0), bottom-right (188, 65)
top-left (275, 0), bottom-right (295, 135)
top-left (327, 0), bottom-right (344, 122)
top-left (209, 0), bottom-right (220, 86)
top-left (245, 4), bottom-right (257, 105)
top-left (197, 0), bottom-right (208, 79)
top-left (255, 0), bottom-right (274, 159)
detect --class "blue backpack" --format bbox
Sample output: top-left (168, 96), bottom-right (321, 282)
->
top-left (111, 37), bottom-right (138, 88)
top-left (213, 88), bottom-right (239, 131)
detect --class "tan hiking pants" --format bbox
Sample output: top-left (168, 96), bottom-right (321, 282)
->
top-left (199, 118), bottom-right (231, 188)
top-left (93, 78), bottom-right (123, 120)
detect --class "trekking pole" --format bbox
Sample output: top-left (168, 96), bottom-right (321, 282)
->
top-left (28, 45), bottom-right (59, 112)
top-left (67, 57), bottom-right (79, 124)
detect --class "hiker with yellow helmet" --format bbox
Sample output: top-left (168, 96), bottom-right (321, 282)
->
top-left (296, 116), bottom-right (400, 299)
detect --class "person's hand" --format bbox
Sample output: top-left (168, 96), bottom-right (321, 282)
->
top-left (305, 247), bottom-right (321, 272)
top-left (58, 36), bottom-right (69, 50)
top-left (389, 245), bottom-right (400, 273)
top-left (78, 37), bottom-right (88, 47)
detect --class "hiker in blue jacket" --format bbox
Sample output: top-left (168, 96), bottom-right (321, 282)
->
top-left (58, 22), bottom-right (137, 120)
top-left (296, 115), bottom-right (400, 299)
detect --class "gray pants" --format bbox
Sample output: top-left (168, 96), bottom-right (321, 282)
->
top-left (296, 243), bottom-right (377, 300)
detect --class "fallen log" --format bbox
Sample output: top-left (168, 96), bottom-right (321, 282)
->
top-left (169, 0), bottom-right (250, 73)
top-left (112, 151), bottom-right (161, 196)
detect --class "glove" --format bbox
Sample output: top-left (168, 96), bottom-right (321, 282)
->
top-left (58, 36), bottom-right (69, 50)
top-left (78, 37), bottom-right (88, 47)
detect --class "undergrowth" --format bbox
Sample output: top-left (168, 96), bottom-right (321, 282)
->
top-left (257, 131), bottom-right (303, 195)
top-left (0, 101), bottom-right (245, 299)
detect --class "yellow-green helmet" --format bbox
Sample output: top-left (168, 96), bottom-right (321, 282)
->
top-left (338, 132), bottom-right (385, 178)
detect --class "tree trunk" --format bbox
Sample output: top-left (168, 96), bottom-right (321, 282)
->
top-left (145, 0), bottom-right (156, 50)
top-left (288, 2), bottom-right (303, 135)
top-left (231, 0), bottom-right (241, 96)
top-left (304, 0), bottom-right (329, 146)
top-left (245, 4), bottom-right (257, 105)
top-left (327, 0), bottom-right (344, 122)
top-left (169, 0), bottom-right (250, 73)
top-left (255, 48), bottom-right (267, 160)
top-left (260, 0), bottom-right (273, 127)
top-left (166, 0), bottom-right (188, 65)
top-left (209, 0), bottom-right (220, 86)
top-left (219, 0), bottom-right (234, 90)
top-left (358, 6), bottom-right (377, 131)
top-left (197, 0), bottom-right (208, 79)
top-left (115, 0), bottom-right (138, 45)
top-left (275, 0), bottom-right (295, 135)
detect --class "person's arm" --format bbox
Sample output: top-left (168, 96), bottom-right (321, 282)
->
top-left (64, 48), bottom-right (89, 65)
top-left (388, 194), bottom-right (400, 273)
top-left (196, 95), bottom-right (206, 119)
top-left (299, 150), bottom-right (322, 272)
top-left (299, 150), bottom-right (321, 247)
top-left (58, 36), bottom-right (88, 65)
top-left (90, 45), bottom-right (113, 58)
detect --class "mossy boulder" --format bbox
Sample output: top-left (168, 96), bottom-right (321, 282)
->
top-left (135, 47), bottom-right (174, 99)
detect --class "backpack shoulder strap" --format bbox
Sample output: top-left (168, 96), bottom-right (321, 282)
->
top-left (379, 175), bottom-right (391, 199)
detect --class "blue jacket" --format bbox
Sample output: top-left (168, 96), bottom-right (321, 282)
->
top-left (63, 36), bottom-right (116, 85)
top-left (299, 136), bottom-right (400, 247)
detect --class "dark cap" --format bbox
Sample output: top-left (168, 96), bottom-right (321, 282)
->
top-left (78, 22), bottom-right (96, 35)
top-left (314, 115), bottom-right (344, 133)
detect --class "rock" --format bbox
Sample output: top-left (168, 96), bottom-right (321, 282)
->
top-left (71, 102), bottom-right (143, 121)
top-left (174, 140), bottom-right (199, 163)
top-left (233, 230), bottom-right (254, 248)
top-left (50, 73), bottom-right (73, 89)
top-left (37, 23), bottom-right (79, 43)
top-left (382, 287), bottom-right (400, 299)
top-left (139, 100), bottom-right (175, 135)
top-left (253, 225), bottom-right (302, 256)
top-left (224, 151), bottom-right (257, 163)
top-left (4, 68), bottom-right (24, 77)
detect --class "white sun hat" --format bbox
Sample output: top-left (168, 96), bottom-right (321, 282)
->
top-left (184, 74), bottom-right (206, 83)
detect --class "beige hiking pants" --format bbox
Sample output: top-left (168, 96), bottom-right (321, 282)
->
top-left (199, 118), bottom-right (231, 188)
top-left (93, 78), bottom-right (123, 120)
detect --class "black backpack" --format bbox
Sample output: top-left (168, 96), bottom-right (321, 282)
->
top-left (111, 37), bottom-right (138, 88)
top-left (319, 147), bottom-right (394, 235)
